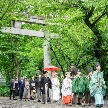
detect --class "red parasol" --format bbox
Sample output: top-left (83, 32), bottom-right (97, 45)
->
top-left (43, 66), bottom-right (61, 71)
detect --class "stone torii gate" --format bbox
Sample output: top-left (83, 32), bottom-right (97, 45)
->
top-left (1, 16), bottom-right (58, 76)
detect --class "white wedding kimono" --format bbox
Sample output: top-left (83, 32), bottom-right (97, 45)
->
top-left (61, 78), bottom-right (72, 97)
top-left (51, 77), bottom-right (60, 101)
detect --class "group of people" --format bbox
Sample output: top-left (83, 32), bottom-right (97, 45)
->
top-left (10, 75), bottom-right (42, 101)
top-left (10, 62), bottom-right (106, 108)
top-left (61, 62), bottom-right (106, 108)
top-left (10, 71), bottom-right (57, 103)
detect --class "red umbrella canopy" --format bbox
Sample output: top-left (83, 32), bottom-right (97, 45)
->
top-left (43, 66), bottom-right (61, 71)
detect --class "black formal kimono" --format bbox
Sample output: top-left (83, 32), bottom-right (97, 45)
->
top-left (14, 81), bottom-right (19, 99)
top-left (29, 79), bottom-right (36, 100)
top-left (41, 76), bottom-right (52, 103)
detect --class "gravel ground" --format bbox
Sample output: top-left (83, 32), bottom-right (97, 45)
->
top-left (0, 97), bottom-right (108, 108)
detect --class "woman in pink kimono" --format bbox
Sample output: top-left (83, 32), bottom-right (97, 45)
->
top-left (24, 78), bottom-right (30, 101)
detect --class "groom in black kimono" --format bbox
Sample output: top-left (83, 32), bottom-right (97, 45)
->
top-left (41, 71), bottom-right (52, 104)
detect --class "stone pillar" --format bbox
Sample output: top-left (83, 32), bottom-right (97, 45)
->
top-left (44, 33), bottom-right (52, 102)
top-left (44, 33), bottom-right (51, 77)
top-left (11, 20), bottom-right (22, 28)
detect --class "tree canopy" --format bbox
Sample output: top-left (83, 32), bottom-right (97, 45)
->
top-left (0, 0), bottom-right (108, 86)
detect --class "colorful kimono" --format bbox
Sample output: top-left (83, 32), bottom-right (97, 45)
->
top-left (24, 81), bottom-right (30, 99)
top-left (13, 80), bottom-right (19, 99)
top-left (51, 77), bottom-right (60, 101)
top-left (61, 77), bottom-right (72, 104)
top-left (89, 70), bottom-right (106, 106)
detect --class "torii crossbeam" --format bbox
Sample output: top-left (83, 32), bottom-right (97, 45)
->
top-left (0, 16), bottom-right (59, 77)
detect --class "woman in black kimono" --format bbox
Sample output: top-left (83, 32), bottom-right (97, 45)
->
top-left (13, 77), bottom-right (19, 100)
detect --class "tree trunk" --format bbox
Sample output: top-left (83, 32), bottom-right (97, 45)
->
top-left (84, 18), bottom-right (102, 61)
top-left (11, 54), bottom-right (19, 77)
top-left (50, 45), bottom-right (65, 77)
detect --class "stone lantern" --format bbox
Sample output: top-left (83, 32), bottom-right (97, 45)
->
top-left (36, 70), bottom-right (41, 78)
top-left (69, 63), bottom-right (76, 78)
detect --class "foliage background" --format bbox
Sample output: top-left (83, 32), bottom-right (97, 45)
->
top-left (0, 0), bottom-right (108, 97)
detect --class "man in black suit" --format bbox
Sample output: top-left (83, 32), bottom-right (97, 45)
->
top-left (10, 78), bottom-right (14, 100)
top-left (41, 71), bottom-right (52, 104)
top-left (36, 74), bottom-right (41, 102)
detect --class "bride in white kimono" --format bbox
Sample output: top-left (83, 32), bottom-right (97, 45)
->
top-left (51, 72), bottom-right (60, 102)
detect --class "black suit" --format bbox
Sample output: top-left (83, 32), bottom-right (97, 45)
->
top-left (36, 78), bottom-right (41, 89)
top-left (18, 79), bottom-right (25, 100)
top-left (41, 76), bottom-right (52, 103)
top-left (10, 81), bottom-right (14, 100)
top-left (36, 78), bottom-right (41, 101)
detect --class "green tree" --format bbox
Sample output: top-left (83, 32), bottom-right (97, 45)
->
top-left (0, 0), bottom-right (108, 86)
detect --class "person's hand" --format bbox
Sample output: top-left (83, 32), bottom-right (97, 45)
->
top-left (41, 87), bottom-right (43, 90)
top-left (97, 85), bottom-right (100, 88)
top-left (56, 84), bottom-right (58, 87)
top-left (26, 87), bottom-right (29, 89)
top-left (76, 74), bottom-right (79, 77)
